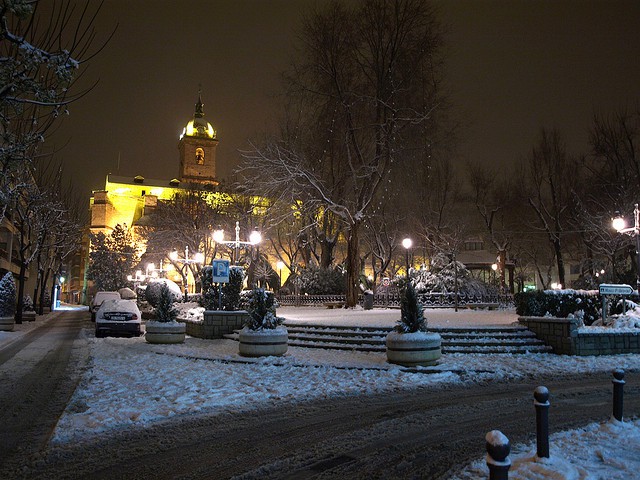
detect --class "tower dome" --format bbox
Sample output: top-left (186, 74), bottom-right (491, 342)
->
top-left (180, 92), bottom-right (217, 140)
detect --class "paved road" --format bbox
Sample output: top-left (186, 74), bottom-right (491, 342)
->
top-left (0, 310), bottom-right (89, 477)
top-left (2, 311), bottom-right (639, 479)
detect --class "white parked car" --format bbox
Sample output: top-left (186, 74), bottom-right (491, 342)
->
top-left (95, 299), bottom-right (142, 338)
top-left (90, 291), bottom-right (121, 321)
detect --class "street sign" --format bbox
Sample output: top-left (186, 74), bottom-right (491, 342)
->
top-left (212, 259), bottom-right (230, 283)
top-left (382, 277), bottom-right (390, 287)
top-left (599, 284), bottom-right (634, 295)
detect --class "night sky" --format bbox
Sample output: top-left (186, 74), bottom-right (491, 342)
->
top-left (49, 0), bottom-right (640, 202)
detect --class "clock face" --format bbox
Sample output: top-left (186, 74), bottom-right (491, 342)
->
top-left (195, 147), bottom-right (205, 165)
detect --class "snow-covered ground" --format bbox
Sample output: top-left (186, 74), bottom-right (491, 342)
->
top-left (2, 304), bottom-right (640, 479)
top-left (452, 417), bottom-right (640, 479)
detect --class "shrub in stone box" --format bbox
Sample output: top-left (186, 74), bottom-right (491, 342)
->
top-left (515, 289), bottom-right (600, 325)
top-left (200, 265), bottom-right (244, 311)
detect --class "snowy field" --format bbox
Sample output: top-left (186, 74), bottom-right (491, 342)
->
top-left (2, 305), bottom-right (640, 478)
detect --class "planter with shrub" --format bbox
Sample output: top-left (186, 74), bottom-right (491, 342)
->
top-left (386, 283), bottom-right (441, 366)
top-left (0, 272), bottom-right (16, 331)
top-left (514, 289), bottom-right (600, 325)
top-left (22, 295), bottom-right (36, 322)
top-left (186, 266), bottom-right (250, 339)
top-left (145, 283), bottom-right (186, 344)
top-left (238, 288), bottom-right (287, 357)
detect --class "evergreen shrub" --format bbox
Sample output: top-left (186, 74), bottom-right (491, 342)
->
top-left (0, 272), bottom-right (16, 317)
top-left (395, 283), bottom-right (428, 333)
top-left (243, 288), bottom-right (281, 330)
top-left (514, 289), bottom-right (600, 325)
top-left (200, 266), bottom-right (245, 311)
top-left (154, 284), bottom-right (178, 322)
top-left (298, 266), bottom-right (345, 295)
top-left (145, 279), bottom-right (182, 307)
top-left (23, 295), bottom-right (34, 312)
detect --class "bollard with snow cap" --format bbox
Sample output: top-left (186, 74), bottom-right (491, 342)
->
top-left (612, 369), bottom-right (625, 422)
top-left (534, 386), bottom-right (550, 458)
top-left (486, 430), bottom-right (511, 480)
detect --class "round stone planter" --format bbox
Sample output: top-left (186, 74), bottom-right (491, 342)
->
top-left (145, 321), bottom-right (186, 344)
top-left (0, 315), bottom-right (15, 332)
top-left (22, 311), bottom-right (36, 322)
top-left (386, 331), bottom-right (442, 367)
top-left (239, 327), bottom-right (288, 357)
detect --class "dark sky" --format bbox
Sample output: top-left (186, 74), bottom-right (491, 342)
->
top-left (49, 0), bottom-right (640, 201)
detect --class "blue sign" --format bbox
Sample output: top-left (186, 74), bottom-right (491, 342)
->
top-left (599, 284), bottom-right (634, 295)
top-left (212, 259), bottom-right (230, 283)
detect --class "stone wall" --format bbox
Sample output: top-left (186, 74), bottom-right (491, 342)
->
top-left (519, 316), bottom-right (640, 355)
top-left (182, 310), bottom-right (249, 339)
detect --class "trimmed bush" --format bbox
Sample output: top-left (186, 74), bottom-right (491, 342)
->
top-left (200, 266), bottom-right (245, 311)
top-left (243, 288), bottom-right (281, 330)
top-left (154, 284), bottom-right (178, 322)
top-left (145, 279), bottom-right (182, 307)
top-left (0, 272), bottom-right (16, 317)
top-left (22, 294), bottom-right (35, 312)
top-left (514, 289), bottom-right (600, 325)
top-left (298, 266), bottom-right (345, 295)
top-left (395, 283), bottom-right (427, 333)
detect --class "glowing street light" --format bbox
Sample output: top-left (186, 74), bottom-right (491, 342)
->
top-left (169, 246), bottom-right (204, 301)
top-left (402, 237), bottom-right (413, 279)
top-left (213, 221), bottom-right (262, 265)
top-left (613, 204), bottom-right (640, 292)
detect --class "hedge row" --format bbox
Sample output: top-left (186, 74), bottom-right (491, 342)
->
top-left (514, 290), bottom-right (601, 326)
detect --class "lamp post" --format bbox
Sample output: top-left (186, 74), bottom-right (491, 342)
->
top-left (127, 270), bottom-right (146, 290)
top-left (169, 246), bottom-right (205, 301)
top-left (146, 260), bottom-right (167, 279)
top-left (402, 237), bottom-right (413, 281)
top-left (59, 276), bottom-right (65, 305)
top-left (613, 204), bottom-right (640, 292)
top-left (276, 261), bottom-right (285, 290)
top-left (213, 221), bottom-right (262, 265)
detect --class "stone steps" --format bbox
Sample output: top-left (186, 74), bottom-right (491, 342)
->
top-left (222, 322), bottom-right (552, 354)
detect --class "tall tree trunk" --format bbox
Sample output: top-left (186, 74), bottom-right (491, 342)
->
top-left (497, 249), bottom-right (507, 290)
top-left (16, 263), bottom-right (27, 324)
top-left (554, 239), bottom-right (565, 287)
top-left (346, 222), bottom-right (360, 308)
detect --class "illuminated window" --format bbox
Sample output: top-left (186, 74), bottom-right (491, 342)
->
top-left (195, 148), bottom-right (205, 165)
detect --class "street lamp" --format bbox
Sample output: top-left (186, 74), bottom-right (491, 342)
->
top-left (276, 261), bottom-right (285, 289)
top-left (613, 203), bottom-right (640, 291)
top-left (213, 221), bottom-right (262, 265)
top-left (169, 246), bottom-right (204, 301)
top-left (402, 237), bottom-right (413, 280)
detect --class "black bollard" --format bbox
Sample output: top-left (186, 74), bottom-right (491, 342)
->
top-left (534, 386), bottom-right (550, 458)
top-left (612, 369), bottom-right (625, 422)
top-left (486, 430), bottom-right (511, 480)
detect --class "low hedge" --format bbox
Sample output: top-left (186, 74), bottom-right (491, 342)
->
top-left (514, 289), bottom-right (601, 326)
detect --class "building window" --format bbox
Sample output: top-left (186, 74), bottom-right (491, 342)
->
top-left (464, 241), bottom-right (484, 251)
top-left (195, 147), bottom-right (205, 165)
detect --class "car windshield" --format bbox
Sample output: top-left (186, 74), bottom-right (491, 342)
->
top-left (98, 299), bottom-right (139, 316)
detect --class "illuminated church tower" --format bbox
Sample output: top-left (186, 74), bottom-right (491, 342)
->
top-left (178, 92), bottom-right (219, 184)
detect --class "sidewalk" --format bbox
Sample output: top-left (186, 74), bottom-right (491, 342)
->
top-left (0, 304), bottom-right (85, 350)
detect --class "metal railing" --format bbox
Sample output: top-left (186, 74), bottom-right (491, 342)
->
top-left (277, 292), bottom-right (514, 308)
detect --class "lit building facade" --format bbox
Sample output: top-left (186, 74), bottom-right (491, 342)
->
top-left (84, 93), bottom-right (226, 300)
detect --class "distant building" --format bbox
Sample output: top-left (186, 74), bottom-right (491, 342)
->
top-left (89, 93), bottom-right (219, 237)
top-left (83, 93), bottom-right (227, 301)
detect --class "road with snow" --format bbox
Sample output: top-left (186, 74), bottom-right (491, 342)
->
top-left (2, 309), bottom-right (639, 479)
top-left (0, 310), bottom-right (88, 476)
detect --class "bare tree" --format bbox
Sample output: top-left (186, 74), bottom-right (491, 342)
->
top-left (467, 162), bottom-right (517, 290)
top-left (140, 186), bottom-right (227, 292)
top-left (525, 128), bottom-right (577, 288)
top-left (239, 0), bottom-right (446, 306)
top-left (1, 0), bottom-right (109, 216)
